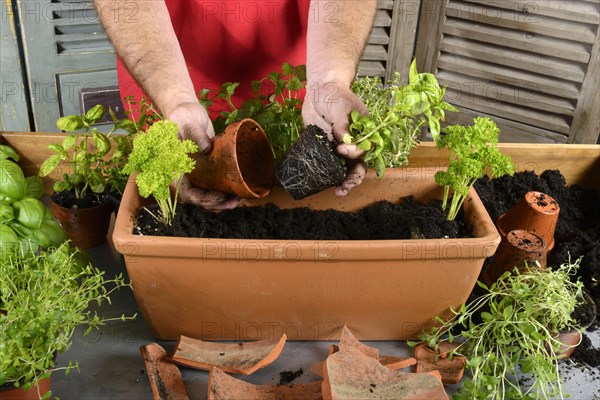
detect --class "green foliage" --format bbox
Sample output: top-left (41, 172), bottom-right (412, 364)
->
top-left (204, 63), bottom-right (306, 161)
top-left (39, 105), bottom-right (135, 199)
top-left (0, 242), bottom-right (134, 392)
top-left (416, 259), bottom-right (585, 399)
top-left (0, 145), bottom-right (67, 255)
top-left (434, 117), bottom-right (514, 220)
top-left (123, 120), bottom-right (198, 225)
top-left (347, 60), bottom-right (458, 178)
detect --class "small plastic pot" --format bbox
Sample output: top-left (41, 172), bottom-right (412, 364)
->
top-left (0, 377), bottom-right (51, 400)
top-left (497, 191), bottom-right (560, 251)
top-left (482, 229), bottom-right (547, 286)
top-left (50, 197), bottom-right (113, 249)
top-left (188, 118), bottom-right (274, 199)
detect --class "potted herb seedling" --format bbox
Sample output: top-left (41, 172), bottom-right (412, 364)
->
top-left (415, 258), bottom-right (586, 399)
top-left (0, 242), bottom-right (133, 399)
top-left (0, 145), bottom-right (67, 256)
top-left (434, 117), bottom-right (514, 221)
top-left (39, 105), bottom-right (135, 248)
top-left (277, 60), bottom-right (457, 199)
top-left (122, 120), bottom-right (197, 226)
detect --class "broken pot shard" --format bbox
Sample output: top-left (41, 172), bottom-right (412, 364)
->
top-left (170, 334), bottom-right (287, 375)
top-left (140, 343), bottom-right (189, 400)
top-left (208, 367), bottom-right (323, 400)
top-left (339, 325), bottom-right (379, 359)
top-left (311, 345), bottom-right (416, 378)
top-left (414, 343), bottom-right (466, 385)
top-left (323, 346), bottom-right (448, 400)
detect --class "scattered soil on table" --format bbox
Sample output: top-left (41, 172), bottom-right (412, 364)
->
top-left (135, 197), bottom-right (467, 240)
top-left (278, 368), bottom-right (303, 385)
top-left (51, 190), bottom-right (109, 209)
top-left (475, 169), bottom-right (600, 370)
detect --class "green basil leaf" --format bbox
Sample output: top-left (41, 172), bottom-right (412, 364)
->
top-left (0, 200), bottom-right (14, 223)
top-left (12, 198), bottom-right (46, 229)
top-left (85, 104), bottom-right (104, 124)
top-left (38, 154), bottom-right (63, 177)
top-left (0, 159), bottom-right (26, 201)
top-left (0, 145), bottom-right (20, 162)
top-left (56, 115), bottom-right (84, 131)
top-left (62, 135), bottom-right (77, 150)
top-left (93, 131), bottom-right (111, 156)
top-left (25, 176), bottom-right (44, 199)
top-left (39, 219), bottom-right (67, 247)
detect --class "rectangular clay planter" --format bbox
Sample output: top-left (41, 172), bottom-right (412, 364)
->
top-left (113, 168), bottom-right (500, 340)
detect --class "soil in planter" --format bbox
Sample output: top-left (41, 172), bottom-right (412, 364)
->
top-left (51, 190), bottom-right (109, 209)
top-left (135, 197), bottom-right (468, 240)
top-left (275, 125), bottom-right (346, 200)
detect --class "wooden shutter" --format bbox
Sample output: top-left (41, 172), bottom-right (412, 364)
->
top-left (416, 0), bottom-right (600, 143)
top-left (1, 1), bottom-right (30, 131)
top-left (359, 0), bottom-right (421, 82)
top-left (17, 0), bottom-right (118, 131)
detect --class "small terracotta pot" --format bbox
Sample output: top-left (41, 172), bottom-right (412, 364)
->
top-left (188, 118), bottom-right (274, 199)
top-left (51, 197), bottom-right (113, 249)
top-left (0, 377), bottom-right (51, 400)
top-left (553, 291), bottom-right (598, 359)
top-left (483, 229), bottom-right (547, 286)
top-left (497, 191), bottom-right (560, 251)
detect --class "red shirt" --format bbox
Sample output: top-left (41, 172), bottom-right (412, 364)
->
top-left (118, 1), bottom-right (309, 120)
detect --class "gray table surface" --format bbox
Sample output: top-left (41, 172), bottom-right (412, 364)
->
top-left (52, 237), bottom-right (600, 400)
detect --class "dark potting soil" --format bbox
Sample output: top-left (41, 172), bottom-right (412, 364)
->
top-left (135, 197), bottom-right (467, 240)
top-left (278, 368), bottom-right (304, 385)
top-left (275, 125), bottom-right (346, 200)
top-left (572, 334), bottom-right (600, 368)
top-left (51, 190), bottom-right (109, 209)
top-left (475, 169), bottom-right (600, 369)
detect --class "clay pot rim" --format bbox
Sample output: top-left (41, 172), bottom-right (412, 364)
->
top-left (50, 192), bottom-right (112, 211)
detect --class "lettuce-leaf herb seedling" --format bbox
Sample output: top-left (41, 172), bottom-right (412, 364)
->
top-left (206, 63), bottom-right (306, 161)
top-left (346, 60), bottom-right (457, 178)
top-left (435, 117), bottom-right (514, 221)
top-left (123, 120), bottom-right (197, 225)
top-left (39, 105), bottom-right (136, 200)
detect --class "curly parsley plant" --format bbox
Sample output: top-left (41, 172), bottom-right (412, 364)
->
top-left (435, 117), bottom-right (514, 221)
top-left (123, 120), bottom-right (198, 225)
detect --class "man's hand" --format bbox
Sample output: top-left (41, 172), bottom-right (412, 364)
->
top-left (167, 102), bottom-right (241, 210)
top-left (302, 82), bottom-right (368, 196)
top-left (166, 102), bottom-right (215, 153)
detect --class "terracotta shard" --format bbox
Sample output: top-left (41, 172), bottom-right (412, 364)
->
top-left (323, 346), bottom-right (448, 400)
top-left (208, 367), bottom-right (323, 400)
top-left (339, 326), bottom-right (379, 359)
top-left (414, 343), bottom-right (467, 385)
top-left (311, 353), bottom-right (416, 378)
top-left (170, 334), bottom-right (287, 375)
top-left (140, 343), bottom-right (189, 400)
top-left (379, 355), bottom-right (417, 370)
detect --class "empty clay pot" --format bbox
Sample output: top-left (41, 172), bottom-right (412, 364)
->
top-left (497, 191), bottom-right (560, 251)
top-left (0, 377), bottom-right (51, 400)
top-left (483, 229), bottom-right (547, 286)
top-left (50, 197), bottom-right (113, 249)
top-left (188, 118), bottom-right (274, 199)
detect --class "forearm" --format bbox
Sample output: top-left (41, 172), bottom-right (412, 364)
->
top-left (306, 0), bottom-right (377, 86)
top-left (94, 0), bottom-right (197, 116)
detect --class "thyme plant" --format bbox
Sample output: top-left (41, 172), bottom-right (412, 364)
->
top-left (415, 259), bottom-right (586, 399)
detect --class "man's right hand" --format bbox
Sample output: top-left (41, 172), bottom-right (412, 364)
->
top-left (167, 102), bottom-right (241, 211)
